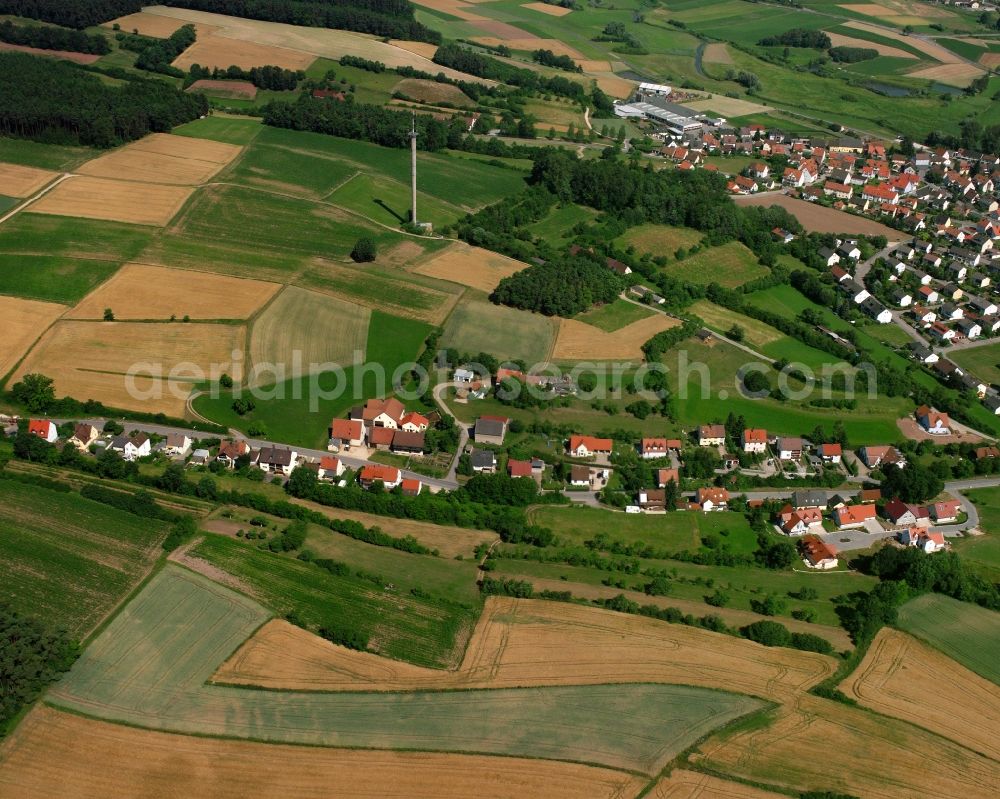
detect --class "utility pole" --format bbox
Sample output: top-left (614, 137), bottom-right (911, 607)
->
top-left (409, 113), bottom-right (418, 225)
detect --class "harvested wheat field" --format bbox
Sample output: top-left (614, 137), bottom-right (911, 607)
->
top-left (577, 58), bottom-right (612, 72)
top-left (30, 176), bottom-right (193, 226)
top-left (523, 1), bottom-right (573, 15)
top-left (412, 243), bottom-right (527, 292)
top-left (106, 10), bottom-right (218, 38)
top-left (77, 133), bottom-right (242, 186)
top-left (144, 6), bottom-right (494, 83)
top-left (68, 264), bottom-right (279, 321)
top-left (844, 20), bottom-right (962, 62)
top-left (473, 35), bottom-right (584, 59)
top-left (554, 314), bottom-right (679, 360)
top-left (0, 296), bottom-right (65, 379)
top-left (388, 39), bottom-right (440, 59)
top-left (0, 706), bottom-right (645, 799)
top-left (0, 162), bottom-right (59, 197)
top-left (651, 770), bottom-right (784, 799)
top-left (839, 628), bottom-right (1000, 760)
top-left (981, 52), bottom-right (1000, 68)
top-left (287, 498), bottom-right (496, 558)
top-left (694, 693), bottom-right (1000, 799)
top-left (0, 41), bottom-right (100, 64)
top-left (248, 286), bottom-right (370, 382)
top-left (701, 43), bottom-right (734, 64)
top-left (409, 0), bottom-right (487, 21)
top-left (907, 62), bottom-right (985, 86)
top-left (187, 79), bottom-right (258, 99)
top-left (13, 320), bottom-right (244, 415)
top-left (173, 34), bottom-right (315, 71)
top-left (734, 194), bottom-right (899, 237)
top-left (826, 31), bottom-right (916, 58)
top-left (394, 78), bottom-right (473, 106)
top-left (684, 97), bottom-right (771, 117)
top-left (215, 596), bottom-right (835, 701)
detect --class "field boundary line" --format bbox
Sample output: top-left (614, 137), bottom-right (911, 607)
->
top-left (321, 169), bottom-right (362, 201)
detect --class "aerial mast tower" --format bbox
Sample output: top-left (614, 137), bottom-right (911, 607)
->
top-left (409, 113), bottom-right (418, 225)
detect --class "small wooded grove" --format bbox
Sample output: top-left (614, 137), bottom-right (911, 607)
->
top-left (0, 0), bottom-right (141, 29)
top-left (491, 252), bottom-right (625, 316)
top-left (0, 52), bottom-right (207, 146)
top-left (0, 20), bottom-right (110, 54)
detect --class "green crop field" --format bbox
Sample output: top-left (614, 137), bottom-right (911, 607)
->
top-left (666, 242), bottom-right (768, 289)
top-left (248, 286), bottom-right (371, 382)
top-left (0, 137), bottom-right (92, 171)
top-left (951, 344), bottom-right (1000, 391)
top-left (0, 255), bottom-right (120, 305)
top-left (956, 486), bottom-right (1000, 582)
top-left (897, 593), bottom-right (1000, 686)
top-left (619, 224), bottom-right (704, 256)
top-left (224, 134), bottom-right (359, 200)
top-left (0, 479), bottom-right (168, 638)
top-left (441, 293), bottom-right (557, 363)
top-left (50, 566), bottom-right (764, 774)
top-left (575, 299), bottom-right (655, 332)
top-left (0, 195), bottom-right (16, 214)
top-left (328, 171), bottom-right (466, 228)
top-left (529, 504), bottom-right (757, 553)
top-left (173, 115), bottom-right (263, 145)
top-left (195, 309), bottom-right (429, 446)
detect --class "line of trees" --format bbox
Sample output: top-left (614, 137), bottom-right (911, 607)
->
top-left (531, 48), bottom-right (581, 73)
top-left (157, 0), bottom-right (441, 44)
top-left (433, 43), bottom-right (586, 101)
top-left (828, 46), bottom-right (878, 63)
top-left (0, 52), bottom-right (208, 147)
top-left (758, 28), bottom-right (831, 49)
top-left (186, 63), bottom-right (305, 90)
top-left (0, 19), bottom-right (110, 54)
top-left (0, 0), bottom-right (141, 29)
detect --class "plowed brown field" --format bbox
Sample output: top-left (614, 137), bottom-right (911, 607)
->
top-left (839, 628), bottom-right (1000, 759)
top-left (0, 706), bottom-right (645, 799)
top-left (214, 596), bottom-right (835, 701)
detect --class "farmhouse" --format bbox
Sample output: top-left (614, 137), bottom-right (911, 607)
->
top-left (68, 423), bottom-right (98, 451)
top-left (163, 433), bottom-right (191, 456)
top-left (256, 446), bottom-right (298, 476)
top-left (568, 434), bottom-right (613, 458)
top-left (657, 467), bottom-right (679, 487)
top-left (390, 429), bottom-right (425, 456)
top-left (329, 418), bottom-right (365, 451)
top-left (471, 448), bottom-right (497, 473)
top-left (930, 499), bottom-right (962, 523)
top-left (27, 419), bottom-right (57, 443)
top-left (696, 487), bottom-right (729, 512)
top-left (776, 436), bottom-right (803, 461)
top-left (697, 424), bottom-right (726, 446)
top-left (474, 415), bottom-right (509, 446)
top-left (368, 426), bottom-right (395, 450)
top-left (216, 439), bottom-right (250, 468)
top-left (742, 428), bottom-right (768, 453)
top-left (110, 433), bottom-right (150, 462)
top-left (834, 503), bottom-right (877, 529)
top-left (358, 464), bottom-right (401, 489)
top-left (400, 412), bottom-right (429, 432)
top-left (639, 437), bottom-right (669, 459)
top-left (357, 397), bottom-right (406, 429)
top-left (916, 405), bottom-right (950, 435)
top-left (801, 535), bottom-right (839, 570)
top-left (819, 443), bottom-right (842, 463)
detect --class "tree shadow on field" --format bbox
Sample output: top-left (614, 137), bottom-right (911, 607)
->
top-left (374, 198), bottom-right (406, 223)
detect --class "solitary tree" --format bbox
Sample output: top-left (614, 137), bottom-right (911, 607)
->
top-left (351, 237), bottom-right (377, 263)
top-left (103, 308), bottom-right (114, 321)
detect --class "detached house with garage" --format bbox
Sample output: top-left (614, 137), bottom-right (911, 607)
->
top-left (696, 487), bottom-right (729, 512)
top-left (329, 418), bottom-right (365, 451)
top-left (27, 419), bottom-right (57, 443)
top-left (567, 435), bottom-right (613, 458)
top-left (776, 436), bottom-right (803, 461)
top-left (216, 439), bottom-right (250, 468)
top-left (697, 424), bottom-right (726, 446)
top-left (916, 405), bottom-right (950, 435)
top-left (110, 432), bottom-right (150, 462)
top-left (358, 464), bottom-right (401, 490)
top-left (801, 536), bottom-right (839, 570)
top-left (639, 438), bottom-right (670, 459)
top-left (742, 428), bottom-right (768, 453)
top-left (255, 446), bottom-right (298, 476)
top-left (68, 423), bottom-right (98, 451)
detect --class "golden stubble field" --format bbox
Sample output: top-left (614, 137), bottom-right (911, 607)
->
top-left (0, 295), bottom-right (66, 379)
top-left (840, 627), bottom-right (1000, 760)
top-left (106, 10), bottom-right (219, 38)
top-left (693, 692), bottom-right (1000, 799)
top-left (651, 770), bottom-right (784, 799)
top-left (0, 162), bottom-right (59, 197)
top-left (13, 320), bottom-right (245, 415)
top-left (76, 133), bottom-right (243, 186)
top-left (411, 243), bottom-right (528, 292)
top-left (28, 176), bottom-right (193, 227)
top-left (214, 596), bottom-right (835, 701)
top-left (553, 314), bottom-right (680, 360)
top-left (68, 264), bottom-right (279, 321)
top-left (0, 706), bottom-right (645, 799)
top-left (173, 34), bottom-right (316, 71)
